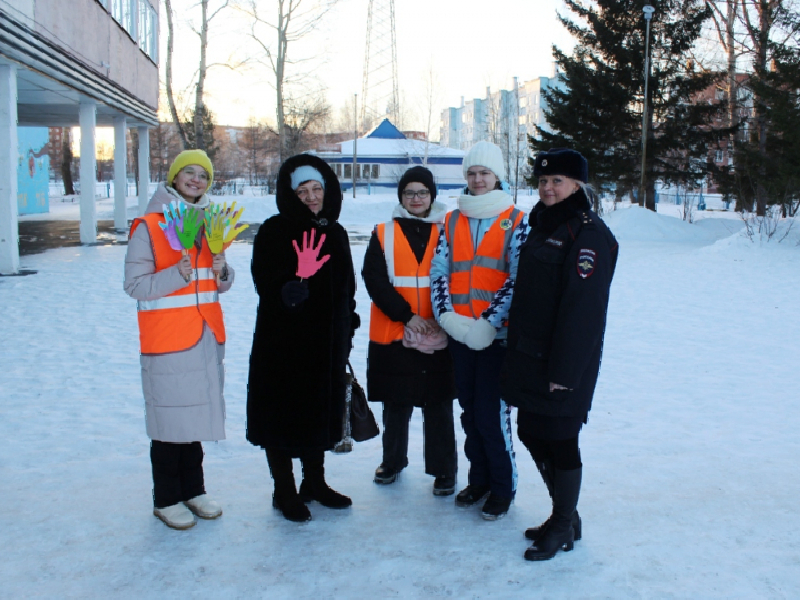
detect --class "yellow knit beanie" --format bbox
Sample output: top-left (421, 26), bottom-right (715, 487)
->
top-left (167, 149), bottom-right (214, 192)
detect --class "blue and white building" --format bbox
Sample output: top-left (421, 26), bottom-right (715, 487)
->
top-left (315, 119), bottom-right (466, 193)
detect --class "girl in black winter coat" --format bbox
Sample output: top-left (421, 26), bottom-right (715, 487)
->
top-left (362, 166), bottom-right (458, 496)
top-left (246, 154), bottom-right (360, 522)
top-left (502, 149), bottom-right (618, 561)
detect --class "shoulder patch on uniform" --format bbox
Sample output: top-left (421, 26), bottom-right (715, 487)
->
top-left (545, 237), bottom-right (563, 248)
top-left (499, 218), bottom-right (513, 231)
top-left (577, 248), bottom-right (596, 279)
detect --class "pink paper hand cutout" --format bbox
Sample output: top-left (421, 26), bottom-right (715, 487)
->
top-left (292, 228), bottom-right (330, 279)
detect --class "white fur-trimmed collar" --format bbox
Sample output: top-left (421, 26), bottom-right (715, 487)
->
top-left (457, 190), bottom-right (513, 219)
top-left (391, 200), bottom-right (448, 224)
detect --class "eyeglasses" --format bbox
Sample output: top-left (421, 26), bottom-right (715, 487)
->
top-left (402, 189), bottom-right (430, 200)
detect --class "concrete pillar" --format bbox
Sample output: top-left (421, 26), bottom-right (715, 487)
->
top-left (113, 116), bottom-right (127, 231)
top-left (137, 126), bottom-right (150, 215)
top-left (79, 100), bottom-right (97, 244)
top-left (0, 64), bottom-right (19, 275)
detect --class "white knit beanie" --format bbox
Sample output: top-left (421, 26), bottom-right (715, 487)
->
top-left (290, 165), bottom-right (325, 190)
top-left (462, 141), bottom-right (505, 180)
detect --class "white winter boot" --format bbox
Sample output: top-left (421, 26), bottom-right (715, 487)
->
top-left (154, 503), bottom-right (196, 530)
top-left (185, 494), bottom-right (223, 519)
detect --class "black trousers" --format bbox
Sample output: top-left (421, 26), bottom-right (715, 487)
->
top-left (150, 441), bottom-right (206, 509)
top-left (381, 401), bottom-right (457, 477)
top-left (517, 410), bottom-right (582, 471)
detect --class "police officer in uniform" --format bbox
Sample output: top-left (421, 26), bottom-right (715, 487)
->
top-left (502, 148), bottom-right (618, 561)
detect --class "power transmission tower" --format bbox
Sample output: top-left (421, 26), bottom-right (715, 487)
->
top-left (361, 0), bottom-right (399, 132)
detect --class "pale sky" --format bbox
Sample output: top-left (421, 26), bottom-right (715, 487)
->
top-left (162, 0), bottom-right (576, 133)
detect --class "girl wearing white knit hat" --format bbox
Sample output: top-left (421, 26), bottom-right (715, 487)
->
top-left (429, 141), bottom-right (528, 521)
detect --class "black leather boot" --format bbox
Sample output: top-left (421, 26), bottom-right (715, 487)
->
top-left (266, 449), bottom-right (311, 522)
top-left (299, 450), bottom-right (352, 509)
top-left (524, 467), bottom-right (581, 561)
top-left (524, 458), bottom-right (582, 543)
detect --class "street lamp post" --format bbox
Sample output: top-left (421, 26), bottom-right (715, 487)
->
top-left (639, 4), bottom-right (655, 209)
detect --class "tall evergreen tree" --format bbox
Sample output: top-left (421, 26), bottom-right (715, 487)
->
top-left (530, 0), bottom-right (726, 210)
top-left (713, 1), bottom-right (800, 216)
top-left (183, 105), bottom-right (219, 161)
top-left (718, 44), bottom-right (800, 216)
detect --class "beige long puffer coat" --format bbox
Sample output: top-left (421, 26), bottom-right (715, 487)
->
top-left (124, 183), bottom-right (234, 442)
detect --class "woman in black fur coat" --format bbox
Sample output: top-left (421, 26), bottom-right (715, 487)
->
top-left (247, 154), bottom-right (360, 522)
top-left (502, 149), bottom-right (618, 561)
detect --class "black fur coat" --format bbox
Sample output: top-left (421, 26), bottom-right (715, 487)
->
top-left (246, 154), bottom-right (359, 455)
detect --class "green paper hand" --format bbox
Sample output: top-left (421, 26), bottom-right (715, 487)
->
top-left (177, 206), bottom-right (202, 251)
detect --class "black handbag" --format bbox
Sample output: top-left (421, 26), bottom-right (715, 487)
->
top-left (334, 361), bottom-right (379, 451)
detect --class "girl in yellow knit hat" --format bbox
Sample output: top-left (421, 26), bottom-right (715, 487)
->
top-left (124, 149), bottom-right (233, 530)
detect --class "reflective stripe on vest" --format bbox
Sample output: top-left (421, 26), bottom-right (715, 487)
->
top-left (369, 221), bottom-right (438, 344)
top-left (130, 213), bottom-right (226, 354)
top-left (445, 207), bottom-right (523, 318)
top-left (137, 291), bottom-right (220, 312)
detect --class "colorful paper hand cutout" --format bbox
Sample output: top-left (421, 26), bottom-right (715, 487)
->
top-left (158, 202), bottom-right (183, 252)
top-left (292, 228), bottom-right (330, 279)
top-left (204, 202), bottom-right (248, 253)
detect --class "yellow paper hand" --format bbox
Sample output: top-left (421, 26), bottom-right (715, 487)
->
top-left (204, 210), bottom-right (226, 254)
top-left (223, 206), bottom-right (248, 246)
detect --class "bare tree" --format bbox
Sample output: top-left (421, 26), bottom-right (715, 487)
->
top-left (240, 117), bottom-right (273, 185)
top-left (164, 0), bottom-right (188, 149)
top-left (61, 127), bottom-right (75, 195)
top-left (238, 0), bottom-right (340, 164)
top-left (189, 0), bottom-right (231, 152)
top-left (280, 93), bottom-right (331, 158)
top-left (333, 95), bottom-right (358, 136)
top-left (418, 61), bottom-right (444, 164)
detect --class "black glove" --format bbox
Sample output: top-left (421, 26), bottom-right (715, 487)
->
top-left (281, 280), bottom-right (309, 307)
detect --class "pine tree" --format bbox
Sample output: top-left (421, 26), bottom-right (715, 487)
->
top-left (529, 0), bottom-right (726, 210)
top-left (713, 2), bottom-right (800, 216)
top-left (719, 45), bottom-right (800, 216)
top-left (183, 105), bottom-right (219, 161)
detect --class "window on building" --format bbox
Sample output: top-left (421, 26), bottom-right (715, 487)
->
top-left (139, 1), bottom-right (158, 61)
top-left (344, 164), bottom-right (352, 179)
top-left (715, 88), bottom-right (725, 101)
top-left (113, 0), bottom-right (136, 37)
top-left (335, 163), bottom-right (342, 177)
top-left (715, 149), bottom-right (724, 163)
top-left (371, 164), bottom-right (379, 179)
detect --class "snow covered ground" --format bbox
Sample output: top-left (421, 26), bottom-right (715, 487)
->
top-left (4, 195), bottom-right (800, 598)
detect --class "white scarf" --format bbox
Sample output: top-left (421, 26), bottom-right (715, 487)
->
top-left (166, 185), bottom-right (211, 210)
top-left (457, 190), bottom-right (513, 219)
top-left (391, 200), bottom-right (448, 224)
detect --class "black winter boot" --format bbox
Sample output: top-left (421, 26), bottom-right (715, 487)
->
top-left (524, 467), bottom-right (581, 561)
top-left (524, 459), bottom-right (582, 543)
top-left (299, 450), bottom-right (352, 509)
top-left (266, 449), bottom-right (311, 523)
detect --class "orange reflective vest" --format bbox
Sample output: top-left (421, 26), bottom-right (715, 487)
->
top-left (130, 213), bottom-right (226, 355)
top-left (445, 206), bottom-right (524, 318)
top-left (369, 221), bottom-right (439, 344)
